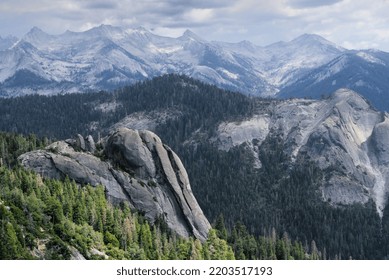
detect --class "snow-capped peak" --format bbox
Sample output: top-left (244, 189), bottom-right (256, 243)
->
top-left (27, 26), bottom-right (46, 35)
top-left (293, 33), bottom-right (330, 44)
top-left (24, 26), bottom-right (51, 39)
top-left (180, 30), bottom-right (204, 42)
top-left (293, 33), bottom-right (345, 51)
top-left (20, 26), bottom-right (59, 51)
top-left (267, 33), bottom-right (344, 53)
top-left (84, 24), bottom-right (125, 39)
top-left (3, 24), bottom-right (389, 109)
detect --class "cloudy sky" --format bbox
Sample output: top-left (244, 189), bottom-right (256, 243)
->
top-left (1, 0), bottom-right (389, 51)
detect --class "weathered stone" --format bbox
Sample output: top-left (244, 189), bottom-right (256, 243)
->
top-left (18, 150), bottom-right (62, 180)
top-left (85, 135), bottom-right (96, 153)
top-left (18, 127), bottom-right (211, 241)
top-left (213, 88), bottom-right (389, 217)
top-left (105, 128), bottom-right (156, 179)
top-left (75, 134), bottom-right (86, 151)
top-left (370, 118), bottom-right (389, 165)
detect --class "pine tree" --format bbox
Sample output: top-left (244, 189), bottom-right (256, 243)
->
top-left (0, 220), bottom-right (23, 259)
top-left (214, 214), bottom-right (228, 240)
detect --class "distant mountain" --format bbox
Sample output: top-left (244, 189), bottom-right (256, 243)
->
top-left (0, 25), bottom-right (269, 96)
top-left (1, 25), bottom-right (389, 111)
top-left (211, 33), bottom-right (344, 96)
top-left (260, 33), bottom-right (345, 88)
top-left (278, 50), bottom-right (389, 111)
top-left (0, 25), bottom-right (346, 96)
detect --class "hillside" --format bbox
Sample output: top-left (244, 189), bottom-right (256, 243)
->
top-left (0, 131), bottom-right (313, 260)
top-left (1, 75), bottom-right (389, 259)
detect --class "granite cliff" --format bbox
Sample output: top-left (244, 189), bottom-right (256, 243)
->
top-left (214, 89), bottom-right (389, 217)
top-left (19, 127), bottom-right (211, 241)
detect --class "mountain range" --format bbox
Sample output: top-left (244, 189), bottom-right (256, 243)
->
top-left (1, 25), bottom-right (389, 111)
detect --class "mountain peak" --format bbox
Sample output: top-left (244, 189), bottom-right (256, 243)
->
top-left (25, 26), bottom-right (50, 38)
top-left (29, 26), bottom-right (45, 34)
top-left (180, 29), bottom-right (204, 41)
top-left (22, 27), bottom-right (52, 47)
top-left (237, 40), bottom-right (257, 48)
top-left (294, 33), bottom-right (327, 42)
top-left (291, 33), bottom-right (345, 50)
top-left (87, 24), bottom-right (119, 34)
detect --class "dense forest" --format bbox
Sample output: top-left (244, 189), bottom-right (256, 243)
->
top-left (0, 75), bottom-right (256, 139)
top-left (0, 74), bottom-right (387, 259)
top-left (0, 132), bottom-right (315, 260)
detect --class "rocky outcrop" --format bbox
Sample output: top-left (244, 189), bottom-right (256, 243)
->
top-left (85, 135), bottom-right (96, 154)
top-left (18, 128), bottom-right (211, 241)
top-left (214, 89), bottom-right (389, 217)
top-left (104, 128), bottom-right (156, 179)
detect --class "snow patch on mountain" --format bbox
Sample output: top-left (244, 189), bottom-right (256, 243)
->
top-left (356, 51), bottom-right (385, 65)
top-left (0, 25), bottom-right (353, 97)
top-left (219, 68), bottom-right (239, 80)
top-left (262, 34), bottom-right (344, 87)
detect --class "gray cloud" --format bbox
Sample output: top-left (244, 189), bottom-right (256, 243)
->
top-left (0, 0), bottom-right (389, 51)
top-left (288, 0), bottom-right (343, 8)
top-left (83, 1), bottom-right (118, 10)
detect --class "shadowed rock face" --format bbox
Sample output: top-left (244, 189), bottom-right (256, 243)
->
top-left (18, 128), bottom-right (211, 241)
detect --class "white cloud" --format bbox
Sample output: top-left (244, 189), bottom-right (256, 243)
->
top-left (1, 0), bottom-right (389, 51)
top-left (184, 8), bottom-right (214, 23)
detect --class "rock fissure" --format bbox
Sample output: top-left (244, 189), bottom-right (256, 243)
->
top-left (165, 147), bottom-right (194, 212)
top-left (108, 167), bottom-right (136, 209)
top-left (149, 141), bottom-right (195, 236)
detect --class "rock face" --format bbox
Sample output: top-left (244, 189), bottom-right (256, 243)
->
top-left (214, 89), bottom-right (389, 217)
top-left (19, 128), bottom-right (211, 241)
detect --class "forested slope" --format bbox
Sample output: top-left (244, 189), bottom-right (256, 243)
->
top-left (1, 75), bottom-right (383, 259)
top-left (0, 132), bottom-right (314, 260)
